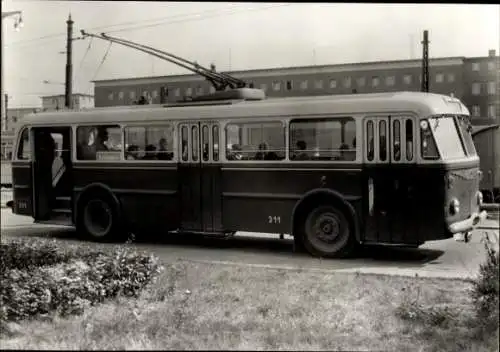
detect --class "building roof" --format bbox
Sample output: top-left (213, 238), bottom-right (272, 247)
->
top-left (93, 56), bottom-right (467, 87)
top-left (40, 93), bottom-right (94, 99)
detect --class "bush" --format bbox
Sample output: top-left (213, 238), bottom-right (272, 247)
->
top-left (0, 239), bottom-right (73, 273)
top-left (0, 239), bottom-right (163, 332)
top-left (471, 234), bottom-right (499, 332)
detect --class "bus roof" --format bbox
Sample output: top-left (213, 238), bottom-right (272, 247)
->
top-left (19, 91), bottom-right (469, 127)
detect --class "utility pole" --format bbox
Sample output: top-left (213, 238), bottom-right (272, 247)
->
top-left (421, 30), bottom-right (429, 93)
top-left (65, 13), bottom-right (73, 109)
top-left (4, 94), bottom-right (8, 131)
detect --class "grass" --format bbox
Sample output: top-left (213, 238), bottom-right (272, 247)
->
top-left (1, 259), bottom-right (498, 351)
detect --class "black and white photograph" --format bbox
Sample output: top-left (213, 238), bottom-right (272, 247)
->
top-left (1, 1), bottom-right (499, 350)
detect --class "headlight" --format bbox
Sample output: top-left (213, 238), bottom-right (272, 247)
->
top-left (450, 198), bottom-right (460, 215)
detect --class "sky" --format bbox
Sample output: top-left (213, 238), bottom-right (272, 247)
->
top-left (2, 1), bottom-right (499, 108)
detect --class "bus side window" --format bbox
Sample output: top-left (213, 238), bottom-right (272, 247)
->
top-left (17, 128), bottom-right (31, 160)
top-left (191, 125), bottom-right (199, 162)
top-left (367, 120), bottom-right (374, 161)
top-left (202, 125), bottom-right (209, 161)
top-left (181, 126), bottom-right (188, 161)
top-left (77, 125), bottom-right (122, 161)
top-left (18, 129), bottom-right (30, 160)
top-left (393, 120), bottom-right (401, 161)
top-left (405, 119), bottom-right (414, 161)
top-left (212, 125), bottom-right (219, 161)
top-left (379, 120), bottom-right (387, 161)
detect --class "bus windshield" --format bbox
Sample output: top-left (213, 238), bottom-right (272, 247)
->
top-left (456, 115), bottom-right (477, 157)
top-left (423, 116), bottom-right (466, 160)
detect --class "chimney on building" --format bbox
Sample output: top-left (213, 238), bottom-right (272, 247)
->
top-left (488, 49), bottom-right (496, 57)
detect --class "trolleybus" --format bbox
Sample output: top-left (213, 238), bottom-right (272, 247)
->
top-left (8, 89), bottom-right (487, 258)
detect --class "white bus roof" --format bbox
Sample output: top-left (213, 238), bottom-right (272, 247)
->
top-left (19, 91), bottom-right (469, 127)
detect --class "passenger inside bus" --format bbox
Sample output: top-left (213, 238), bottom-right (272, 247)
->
top-left (255, 142), bottom-right (279, 161)
top-left (293, 140), bottom-right (309, 160)
top-left (157, 138), bottom-right (173, 160)
top-left (95, 127), bottom-right (109, 152)
top-left (126, 145), bottom-right (140, 160)
top-left (227, 144), bottom-right (243, 160)
top-left (143, 144), bottom-right (157, 160)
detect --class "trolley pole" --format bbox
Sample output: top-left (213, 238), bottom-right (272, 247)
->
top-left (65, 13), bottom-right (73, 109)
top-left (421, 30), bottom-right (430, 93)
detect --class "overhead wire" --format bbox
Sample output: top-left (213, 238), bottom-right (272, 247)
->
top-left (6, 4), bottom-right (242, 48)
top-left (91, 41), bottom-right (113, 82)
top-left (75, 37), bottom-right (94, 88)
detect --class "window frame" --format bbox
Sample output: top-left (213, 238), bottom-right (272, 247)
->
top-left (15, 127), bottom-right (31, 161)
top-left (75, 124), bottom-right (124, 162)
top-left (224, 120), bottom-right (286, 162)
top-left (289, 116), bottom-right (357, 163)
top-left (123, 123), bottom-right (176, 162)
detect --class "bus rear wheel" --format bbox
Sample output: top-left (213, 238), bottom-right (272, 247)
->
top-left (302, 205), bottom-right (354, 258)
top-left (77, 194), bottom-right (122, 242)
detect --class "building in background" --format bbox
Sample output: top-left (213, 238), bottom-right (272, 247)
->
top-left (93, 49), bottom-right (499, 125)
top-left (40, 93), bottom-right (95, 111)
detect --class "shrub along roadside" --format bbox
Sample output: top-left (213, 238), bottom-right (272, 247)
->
top-left (0, 239), bottom-right (163, 335)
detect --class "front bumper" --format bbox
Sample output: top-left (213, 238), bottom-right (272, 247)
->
top-left (448, 210), bottom-right (488, 234)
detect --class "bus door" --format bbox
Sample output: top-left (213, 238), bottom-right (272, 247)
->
top-left (178, 122), bottom-right (223, 233)
top-left (363, 117), bottom-right (391, 242)
top-left (32, 127), bottom-right (73, 221)
top-left (388, 117), bottom-right (417, 244)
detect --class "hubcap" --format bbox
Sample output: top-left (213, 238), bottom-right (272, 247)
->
top-left (313, 213), bottom-right (341, 244)
top-left (84, 199), bottom-right (112, 237)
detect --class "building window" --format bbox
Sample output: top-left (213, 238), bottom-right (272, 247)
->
top-left (435, 73), bottom-right (444, 83)
top-left (343, 76), bottom-right (351, 88)
top-left (314, 80), bottom-right (323, 89)
top-left (487, 81), bottom-right (496, 95)
top-left (300, 80), bottom-right (308, 90)
top-left (118, 92), bottom-right (124, 100)
top-left (260, 83), bottom-right (267, 92)
top-left (385, 76), bottom-right (395, 86)
top-left (186, 87), bottom-right (192, 96)
top-left (286, 81), bottom-right (293, 91)
top-left (372, 76), bottom-right (380, 87)
top-left (152, 90), bottom-right (158, 98)
top-left (472, 62), bottom-right (480, 71)
top-left (174, 88), bottom-right (180, 97)
top-left (488, 61), bottom-right (495, 71)
top-left (196, 86), bottom-right (203, 95)
top-left (472, 105), bottom-right (480, 117)
top-left (403, 74), bottom-right (412, 85)
top-left (447, 73), bottom-right (455, 83)
top-left (129, 91), bottom-right (136, 100)
top-left (329, 79), bottom-right (337, 89)
top-left (108, 93), bottom-right (113, 101)
top-left (356, 77), bottom-right (366, 87)
top-left (488, 105), bottom-right (496, 118)
top-left (142, 91), bottom-right (149, 98)
top-left (209, 86), bottom-right (216, 94)
top-left (472, 82), bottom-right (481, 96)
top-left (272, 81), bottom-right (281, 91)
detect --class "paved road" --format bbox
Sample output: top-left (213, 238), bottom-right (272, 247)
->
top-left (1, 208), bottom-right (498, 280)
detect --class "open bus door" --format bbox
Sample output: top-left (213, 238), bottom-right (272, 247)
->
top-left (178, 122), bottom-right (223, 233)
top-left (32, 127), bottom-right (73, 222)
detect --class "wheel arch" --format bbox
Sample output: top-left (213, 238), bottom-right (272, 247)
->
top-left (74, 182), bottom-right (122, 225)
top-left (290, 188), bottom-right (361, 243)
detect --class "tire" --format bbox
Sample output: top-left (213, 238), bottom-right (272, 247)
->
top-left (77, 193), bottom-right (123, 242)
top-left (301, 204), bottom-right (355, 258)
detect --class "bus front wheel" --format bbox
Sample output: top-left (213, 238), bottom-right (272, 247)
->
top-left (77, 194), bottom-right (123, 242)
top-left (301, 205), bottom-right (355, 258)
